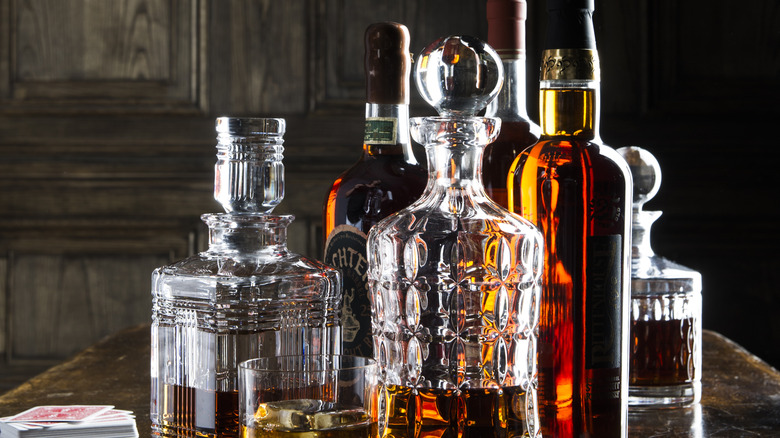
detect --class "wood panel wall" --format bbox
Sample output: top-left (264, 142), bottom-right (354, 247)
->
top-left (1, 0), bottom-right (778, 369)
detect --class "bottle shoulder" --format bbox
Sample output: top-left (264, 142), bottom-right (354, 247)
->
top-left (631, 254), bottom-right (703, 294)
top-left (491, 120), bottom-right (541, 146)
top-left (152, 253), bottom-right (340, 305)
top-left (512, 138), bottom-right (631, 178)
top-left (368, 193), bottom-right (542, 242)
top-left (325, 153), bottom-right (428, 233)
top-left (367, 199), bottom-right (544, 285)
top-left (327, 155), bottom-right (427, 199)
top-left (154, 251), bottom-right (338, 281)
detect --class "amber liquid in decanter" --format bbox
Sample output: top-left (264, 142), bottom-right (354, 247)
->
top-left (382, 385), bottom-right (530, 437)
top-left (618, 145), bottom-right (702, 407)
top-left (630, 316), bottom-right (697, 386)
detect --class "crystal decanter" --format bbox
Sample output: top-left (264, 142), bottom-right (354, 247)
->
top-left (151, 118), bottom-right (341, 437)
top-left (617, 146), bottom-right (702, 408)
top-left (367, 36), bottom-right (544, 437)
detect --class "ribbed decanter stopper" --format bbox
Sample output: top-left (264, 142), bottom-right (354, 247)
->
top-left (414, 35), bottom-right (504, 116)
top-left (214, 117), bottom-right (285, 214)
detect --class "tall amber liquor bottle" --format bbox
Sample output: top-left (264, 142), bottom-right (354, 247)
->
top-left (507, 0), bottom-right (632, 436)
top-left (483, 0), bottom-right (541, 208)
top-left (323, 22), bottom-right (427, 358)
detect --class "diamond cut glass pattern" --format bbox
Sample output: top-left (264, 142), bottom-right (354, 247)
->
top-left (367, 35), bottom-right (543, 438)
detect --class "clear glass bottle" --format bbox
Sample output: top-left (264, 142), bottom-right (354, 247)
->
top-left (483, 0), bottom-right (541, 208)
top-left (323, 22), bottom-right (427, 359)
top-left (617, 146), bottom-right (702, 408)
top-left (367, 35), bottom-right (544, 438)
top-left (151, 117), bottom-right (341, 438)
top-left (507, 1), bottom-right (632, 436)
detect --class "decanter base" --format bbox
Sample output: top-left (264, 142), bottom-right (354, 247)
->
top-left (629, 381), bottom-right (701, 408)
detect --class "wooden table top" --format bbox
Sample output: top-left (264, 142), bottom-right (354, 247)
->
top-left (1, 325), bottom-right (779, 436)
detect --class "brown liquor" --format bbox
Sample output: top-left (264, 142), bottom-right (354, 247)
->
top-left (507, 2), bottom-right (632, 433)
top-left (483, 0), bottom-right (541, 208)
top-left (630, 316), bottom-right (697, 386)
top-left (241, 422), bottom-right (377, 438)
top-left (618, 144), bottom-right (703, 406)
top-left (323, 22), bottom-right (426, 357)
top-left (483, 121), bottom-right (540, 207)
top-left (381, 384), bottom-right (531, 437)
top-left (242, 399), bottom-right (376, 438)
top-left (511, 135), bottom-right (628, 437)
top-left (154, 384), bottom-right (239, 438)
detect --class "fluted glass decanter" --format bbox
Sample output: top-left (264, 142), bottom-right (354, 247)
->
top-left (367, 36), bottom-right (544, 437)
top-left (151, 118), bottom-right (341, 438)
top-left (617, 146), bottom-right (702, 408)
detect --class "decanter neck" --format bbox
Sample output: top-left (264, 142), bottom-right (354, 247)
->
top-left (203, 213), bottom-right (291, 256)
top-left (425, 138), bottom-right (484, 189)
top-left (632, 210), bottom-right (661, 260)
top-left (411, 116), bottom-right (500, 201)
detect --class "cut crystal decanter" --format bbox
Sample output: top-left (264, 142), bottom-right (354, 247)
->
top-left (367, 36), bottom-right (544, 437)
top-left (618, 145), bottom-right (702, 408)
top-left (150, 118), bottom-right (341, 437)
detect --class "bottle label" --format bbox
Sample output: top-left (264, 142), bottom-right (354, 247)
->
top-left (585, 234), bottom-right (622, 370)
top-left (364, 117), bottom-right (397, 145)
top-left (324, 225), bottom-right (372, 357)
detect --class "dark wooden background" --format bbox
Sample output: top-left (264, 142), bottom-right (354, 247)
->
top-left (1, 0), bottom-right (778, 377)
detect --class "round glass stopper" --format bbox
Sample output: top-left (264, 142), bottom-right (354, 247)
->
top-left (618, 145), bottom-right (661, 208)
top-left (414, 35), bottom-right (504, 116)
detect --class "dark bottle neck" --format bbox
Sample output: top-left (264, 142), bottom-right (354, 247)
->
top-left (486, 58), bottom-right (531, 122)
top-left (486, 0), bottom-right (531, 122)
top-left (540, 2), bottom-right (600, 140)
top-left (362, 103), bottom-right (417, 163)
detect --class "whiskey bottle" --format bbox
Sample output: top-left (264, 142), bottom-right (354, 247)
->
top-left (617, 146), bottom-right (702, 408)
top-left (151, 118), bottom-right (341, 438)
top-left (368, 35), bottom-right (544, 438)
top-left (483, 0), bottom-right (541, 208)
top-left (323, 22), bottom-right (427, 359)
top-left (507, 0), bottom-right (632, 436)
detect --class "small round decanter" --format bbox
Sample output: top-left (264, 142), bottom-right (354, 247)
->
top-left (618, 146), bottom-right (702, 408)
top-left (368, 36), bottom-right (543, 437)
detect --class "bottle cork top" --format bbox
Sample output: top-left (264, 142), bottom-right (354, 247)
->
top-left (365, 22), bottom-right (411, 105)
top-left (486, 0), bottom-right (528, 58)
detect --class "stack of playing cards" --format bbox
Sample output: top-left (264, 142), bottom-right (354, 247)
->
top-left (0, 405), bottom-right (138, 437)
